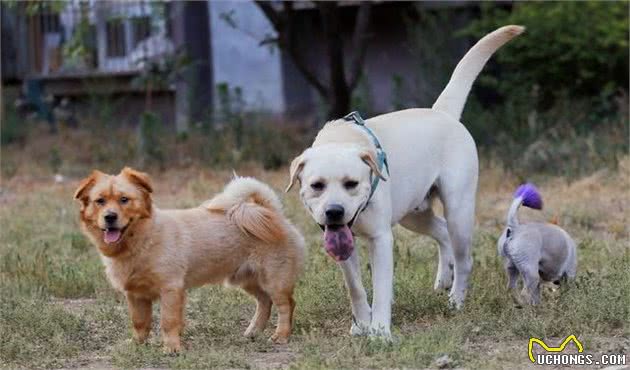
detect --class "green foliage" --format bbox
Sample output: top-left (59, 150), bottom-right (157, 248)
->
top-left (461, 2), bottom-right (629, 105)
top-left (463, 89), bottom-right (628, 177)
top-left (351, 73), bottom-right (374, 117)
top-left (61, 15), bottom-right (94, 70)
top-left (216, 82), bottom-right (245, 149)
top-left (1, 99), bottom-right (28, 146)
top-left (390, 74), bottom-right (406, 111)
top-left (47, 147), bottom-right (63, 173)
top-left (456, 2), bottom-right (629, 176)
top-left (404, 6), bottom-right (461, 108)
top-left (137, 112), bottom-right (165, 168)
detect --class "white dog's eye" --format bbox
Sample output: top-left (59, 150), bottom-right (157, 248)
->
top-left (310, 181), bottom-right (325, 191)
top-left (343, 180), bottom-right (359, 190)
top-left (120, 196), bottom-right (129, 204)
top-left (95, 198), bottom-right (105, 206)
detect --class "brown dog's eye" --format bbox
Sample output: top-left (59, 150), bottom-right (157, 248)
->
top-left (311, 182), bottom-right (325, 191)
top-left (120, 196), bottom-right (129, 204)
top-left (95, 198), bottom-right (105, 206)
top-left (344, 180), bottom-right (359, 190)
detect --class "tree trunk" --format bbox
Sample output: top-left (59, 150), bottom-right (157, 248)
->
top-left (328, 87), bottom-right (350, 118)
top-left (319, 2), bottom-right (350, 118)
top-left (255, 1), bottom-right (372, 120)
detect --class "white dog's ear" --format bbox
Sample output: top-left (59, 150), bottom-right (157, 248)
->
top-left (286, 154), bottom-right (306, 192)
top-left (360, 150), bottom-right (387, 181)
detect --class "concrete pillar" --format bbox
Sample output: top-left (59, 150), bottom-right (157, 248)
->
top-left (171, 1), bottom-right (213, 133)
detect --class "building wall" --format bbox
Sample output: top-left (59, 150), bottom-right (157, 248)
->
top-left (208, 1), bottom-right (285, 114)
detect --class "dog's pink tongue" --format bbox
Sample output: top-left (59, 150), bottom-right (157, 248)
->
top-left (323, 225), bottom-right (354, 261)
top-left (103, 229), bottom-right (121, 244)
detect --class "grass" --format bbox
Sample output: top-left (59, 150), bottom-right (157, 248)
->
top-left (1, 140), bottom-right (629, 369)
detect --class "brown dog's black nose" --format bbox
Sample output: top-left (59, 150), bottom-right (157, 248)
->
top-left (325, 204), bottom-right (345, 224)
top-left (104, 212), bottom-right (118, 225)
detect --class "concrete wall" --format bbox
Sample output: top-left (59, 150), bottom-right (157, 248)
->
top-left (208, 1), bottom-right (285, 114)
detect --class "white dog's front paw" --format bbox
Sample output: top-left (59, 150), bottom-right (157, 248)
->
top-left (434, 275), bottom-right (453, 291)
top-left (350, 315), bottom-right (371, 336)
top-left (368, 326), bottom-right (392, 342)
top-left (434, 262), bottom-right (454, 291)
top-left (448, 289), bottom-right (466, 309)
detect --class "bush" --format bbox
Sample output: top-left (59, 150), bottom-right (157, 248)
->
top-left (137, 112), bottom-right (166, 168)
top-left (1, 100), bottom-right (28, 146)
top-left (457, 2), bottom-right (629, 176)
top-left (461, 2), bottom-right (629, 106)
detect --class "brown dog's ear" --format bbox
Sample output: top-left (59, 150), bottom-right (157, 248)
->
top-left (73, 170), bottom-right (103, 207)
top-left (121, 167), bottom-right (153, 194)
top-left (286, 154), bottom-right (306, 192)
top-left (360, 150), bottom-right (387, 181)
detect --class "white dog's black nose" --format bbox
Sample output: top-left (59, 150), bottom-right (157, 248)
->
top-left (325, 204), bottom-right (345, 224)
top-left (104, 212), bottom-right (118, 225)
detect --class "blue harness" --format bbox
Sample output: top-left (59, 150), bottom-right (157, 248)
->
top-left (342, 111), bottom-right (390, 211)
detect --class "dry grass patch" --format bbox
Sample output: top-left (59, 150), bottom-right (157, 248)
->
top-left (1, 158), bottom-right (628, 368)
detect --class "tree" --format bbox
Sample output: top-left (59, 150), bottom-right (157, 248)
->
top-left (462, 1), bottom-right (629, 107)
top-left (255, 1), bottom-right (372, 119)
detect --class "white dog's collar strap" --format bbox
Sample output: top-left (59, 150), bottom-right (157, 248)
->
top-left (343, 111), bottom-right (390, 211)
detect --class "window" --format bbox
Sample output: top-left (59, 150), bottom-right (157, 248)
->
top-left (105, 19), bottom-right (125, 57)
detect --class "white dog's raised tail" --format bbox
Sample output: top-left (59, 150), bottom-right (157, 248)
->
top-left (432, 25), bottom-right (525, 120)
top-left (206, 177), bottom-right (286, 244)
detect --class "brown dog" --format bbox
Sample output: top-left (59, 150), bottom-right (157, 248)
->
top-left (74, 168), bottom-right (305, 352)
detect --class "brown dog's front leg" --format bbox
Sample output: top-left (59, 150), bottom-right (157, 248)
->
top-left (127, 294), bottom-right (153, 344)
top-left (160, 287), bottom-right (186, 353)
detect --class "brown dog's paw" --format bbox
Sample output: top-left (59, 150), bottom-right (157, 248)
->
top-left (162, 340), bottom-right (182, 355)
top-left (269, 333), bottom-right (289, 345)
top-left (244, 330), bottom-right (258, 340)
top-left (133, 331), bottom-right (150, 344)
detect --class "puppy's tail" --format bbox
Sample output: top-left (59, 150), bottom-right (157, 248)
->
top-left (206, 177), bottom-right (287, 244)
top-left (507, 183), bottom-right (543, 228)
top-left (432, 25), bottom-right (524, 121)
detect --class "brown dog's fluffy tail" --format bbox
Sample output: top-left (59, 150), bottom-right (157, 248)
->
top-left (206, 177), bottom-right (287, 244)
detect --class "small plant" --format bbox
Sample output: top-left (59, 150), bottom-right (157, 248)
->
top-left (1, 99), bottom-right (28, 146)
top-left (137, 112), bottom-right (165, 168)
top-left (47, 147), bottom-right (63, 173)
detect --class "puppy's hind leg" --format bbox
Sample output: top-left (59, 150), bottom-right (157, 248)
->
top-left (400, 210), bottom-right (455, 291)
top-left (505, 263), bottom-right (519, 290)
top-left (268, 290), bottom-right (295, 344)
top-left (520, 267), bottom-right (541, 305)
top-left (241, 282), bottom-right (272, 338)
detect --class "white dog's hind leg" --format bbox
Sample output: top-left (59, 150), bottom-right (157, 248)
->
top-left (400, 211), bottom-right (455, 291)
top-left (367, 230), bottom-right (394, 338)
top-left (340, 251), bottom-right (372, 336)
top-left (442, 186), bottom-right (476, 309)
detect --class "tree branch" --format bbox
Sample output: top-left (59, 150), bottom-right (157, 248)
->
top-left (348, 2), bottom-right (372, 90)
top-left (255, 1), bottom-right (328, 97)
top-left (254, 1), bottom-right (283, 30)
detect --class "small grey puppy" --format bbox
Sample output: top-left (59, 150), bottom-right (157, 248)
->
top-left (497, 183), bottom-right (577, 305)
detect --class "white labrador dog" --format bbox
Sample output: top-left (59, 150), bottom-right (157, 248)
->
top-left (286, 25), bottom-right (524, 337)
